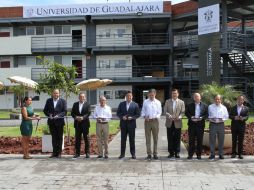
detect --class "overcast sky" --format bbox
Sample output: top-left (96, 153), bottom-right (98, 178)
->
top-left (0, 0), bottom-right (188, 7)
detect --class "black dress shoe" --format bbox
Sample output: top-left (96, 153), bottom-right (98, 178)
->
top-left (175, 153), bottom-right (180, 159)
top-left (238, 155), bottom-right (243, 159)
top-left (209, 155), bottom-right (215, 160)
top-left (187, 156), bottom-right (193, 160)
top-left (85, 153), bottom-right (90, 158)
top-left (49, 154), bottom-right (56, 158)
top-left (97, 155), bottom-right (103, 158)
top-left (146, 155), bottom-right (152, 160)
top-left (231, 154), bottom-right (236, 158)
top-left (118, 155), bottom-right (125, 159)
top-left (56, 154), bottom-right (61, 158)
top-left (73, 154), bottom-right (80, 159)
top-left (168, 154), bottom-right (174, 158)
top-left (219, 155), bottom-right (224, 159)
top-left (197, 156), bottom-right (202, 160)
top-left (154, 155), bottom-right (159, 160)
top-left (104, 155), bottom-right (108, 159)
top-left (131, 155), bottom-right (136, 159)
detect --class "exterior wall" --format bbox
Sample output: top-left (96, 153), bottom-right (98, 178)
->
top-left (96, 85), bottom-right (132, 109)
top-left (96, 24), bottom-right (132, 46)
top-left (0, 56), bottom-right (14, 67)
top-left (0, 67), bottom-right (31, 86)
top-left (96, 55), bottom-right (132, 78)
top-left (0, 93), bottom-right (14, 109)
top-left (0, 36), bottom-right (32, 55)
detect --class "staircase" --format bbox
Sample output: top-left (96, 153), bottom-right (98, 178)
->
top-left (228, 52), bottom-right (254, 74)
top-left (222, 77), bottom-right (254, 108)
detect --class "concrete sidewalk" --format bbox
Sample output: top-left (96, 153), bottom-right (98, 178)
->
top-left (0, 118), bottom-right (254, 190)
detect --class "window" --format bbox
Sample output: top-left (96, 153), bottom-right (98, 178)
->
top-left (115, 60), bottom-right (126, 68)
top-left (26, 56), bottom-right (36, 66)
top-left (19, 27), bottom-right (26, 36)
top-left (99, 60), bottom-right (110, 68)
top-left (105, 29), bottom-right (110, 37)
top-left (115, 90), bottom-right (128, 99)
top-left (36, 26), bottom-right (44, 35)
top-left (54, 26), bottom-right (62, 34)
top-left (99, 90), bottom-right (113, 99)
top-left (54, 55), bottom-right (62, 64)
top-left (117, 29), bottom-right (125, 37)
top-left (17, 57), bottom-right (26, 66)
top-left (36, 56), bottom-right (44, 65)
top-left (26, 27), bottom-right (35, 35)
top-left (44, 26), bottom-right (53, 34)
top-left (63, 26), bottom-right (71, 34)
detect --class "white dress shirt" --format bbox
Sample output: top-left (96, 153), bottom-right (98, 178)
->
top-left (237, 105), bottom-right (243, 116)
top-left (93, 104), bottom-right (112, 122)
top-left (79, 102), bottom-right (84, 114)
top-left (208, 103), bottom-right (229, 121)
top-left (172, 99), bottom-right (176, 112)
top-left (141, 98), bottom-right (162, 119)
top-left (195, 103), bottom-right (201, 118)
top-left (126, 101), bottom-right (132, 111)
top-left (53, 98), bottom-right (59, 108)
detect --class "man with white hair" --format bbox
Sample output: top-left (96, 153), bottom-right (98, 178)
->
top-left (185, 93), bottom-right (208, 160)
top-left (208, 94), bottom-right (229, 160)
top-left (93, 96), bottom-right (112, 159)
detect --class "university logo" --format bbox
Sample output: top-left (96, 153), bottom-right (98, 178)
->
top-left (25, 8), bottom-right (34, 17)
top-left (204, 9), bottom-right (213, 23)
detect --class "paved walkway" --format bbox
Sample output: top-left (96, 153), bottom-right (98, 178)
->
top-left (0, 118), bottom-right (254, 190)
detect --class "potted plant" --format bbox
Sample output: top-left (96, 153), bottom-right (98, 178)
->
top-left (41, 125), bottom-right (65, 153)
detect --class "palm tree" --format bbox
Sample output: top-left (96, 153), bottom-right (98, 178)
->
top-left (200, 82), bottom-right (240, 109)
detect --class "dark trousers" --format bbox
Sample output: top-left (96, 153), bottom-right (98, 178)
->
top-left (231, 125), bottom-right (245, 155)
top-left (188, 124), bottom-right (204, 157)
top-left (120, 124), bottom-right (136, 156)
top-left (49, 124), bottom-right (64, 156)
top-left (167, 122), bottom-right (181, 154)
top-left (75, 125), bottom-right (90, 155)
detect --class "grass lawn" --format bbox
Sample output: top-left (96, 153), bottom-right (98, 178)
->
top-left (0, 111), bottom-right (71, 119)
top-left (0, 120), bottom-right (120, 137)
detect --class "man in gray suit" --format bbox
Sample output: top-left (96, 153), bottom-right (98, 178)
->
top-left (164, 89), bottom-right (185, 158)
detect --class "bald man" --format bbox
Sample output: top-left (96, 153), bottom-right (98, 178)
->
top-left (43, 89), bottom-right (67, 158)
top-left (185, 93), bottom-right (208, 159)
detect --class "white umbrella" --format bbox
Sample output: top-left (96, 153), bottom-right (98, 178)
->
top-left (7, 76), bottom-right (38, 90)
top-left (76, 78), bottom-right (102, 90)
top-left (76, 78), bottom-right (113, 90)
top-left (0, 81), bottom-right (4, 90)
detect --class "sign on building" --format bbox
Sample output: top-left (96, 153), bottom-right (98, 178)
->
top-left (23, 2), bottom-right (163, 18)
top-left (198, 4), bottom-right (220, 35)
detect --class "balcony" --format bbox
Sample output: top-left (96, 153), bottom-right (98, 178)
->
top-left (31, 35), bottom-right (86, 52)
top-left (93, 33), bottom-right (171, 53)
top-left (31, 65), bottom-right (171, 83)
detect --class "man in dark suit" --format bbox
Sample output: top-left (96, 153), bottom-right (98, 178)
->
top-left (229, 95), bottom-right (249, 159)
top-left (71, 92), bottom-right (91, 159)
top-left (185, 93), bottom-right (208, 160)
top-left (117, 91), bottom-right (140, 159)
top-left (43, 89), bottom-right (67, 158)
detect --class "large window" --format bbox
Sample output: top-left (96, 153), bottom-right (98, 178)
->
top-left (117, 29), bottom-right (126, 37)
top-left (26, 27), bottom-right (35, 35)
top-left (44, 26), bottom-right (53, 34)
top-left (63, 26), bottom-right (71, 34)
top-left (36, 26), bottom-right (44, 35)
top-left (115, 60), bottom-right (126, 68)
top-left (99, 60), bottom-right (110, 69)
top-left (54, 26), bottom-right (62, 34)
top-left (54, 55), bottom-right (62, 64)
top-left (99, 90), bottom-right (113, 99)
top-left (115, 90), bottom-right (128, 99)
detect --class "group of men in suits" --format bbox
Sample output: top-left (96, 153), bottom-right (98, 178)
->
top-left (43, 88), bottom-right (249, 160)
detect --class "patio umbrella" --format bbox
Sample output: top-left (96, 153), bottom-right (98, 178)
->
top-left (0, 81), bottom-right (4, 90)
top-left (7, 76), bottom-right (38, 90)
top-left (76, 78), bottom-right (102, 90)
top-left (100, 79), bottom-right (113, 87)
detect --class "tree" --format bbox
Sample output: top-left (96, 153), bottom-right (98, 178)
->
top-left (36, 56), bottom-right (78, 141)
top-left (9, 85), bottom-right (26, 107)
top-left (200, 82), bottom-right (240, 109)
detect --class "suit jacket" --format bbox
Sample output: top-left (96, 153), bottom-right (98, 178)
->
top-left (117, 101), bottom-right (141, 128)
top-left (43, 98), bottom-right (67, 126)
top-left (164, 99), bottom-right (185, 128)
top-left (229, 105), bottom-right (249, 127)
top-left (71, 101), bottom-right (91, 128)
top-left (185, 102), bottom-right (208, 127)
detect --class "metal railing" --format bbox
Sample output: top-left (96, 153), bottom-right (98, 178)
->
top-left (31, 35), bottom-right (87, 50)
top-left (173, 34), bottom-right (198, 49)
top-left (31, 64), bottom-right (171, 81)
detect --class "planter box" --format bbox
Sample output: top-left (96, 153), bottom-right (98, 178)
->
top-left (203, 130), bottom-right (232, 148)
top-left (42, 135), bottom-right (64, 153)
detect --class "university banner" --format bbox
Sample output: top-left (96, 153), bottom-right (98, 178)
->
top-left (23, 1), bottom-right (164, 18)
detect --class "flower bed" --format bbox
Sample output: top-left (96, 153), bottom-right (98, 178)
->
top-left (0, 134), bottom-right (115, 155)
top-left (181, 123), bottom-right (254, 155)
